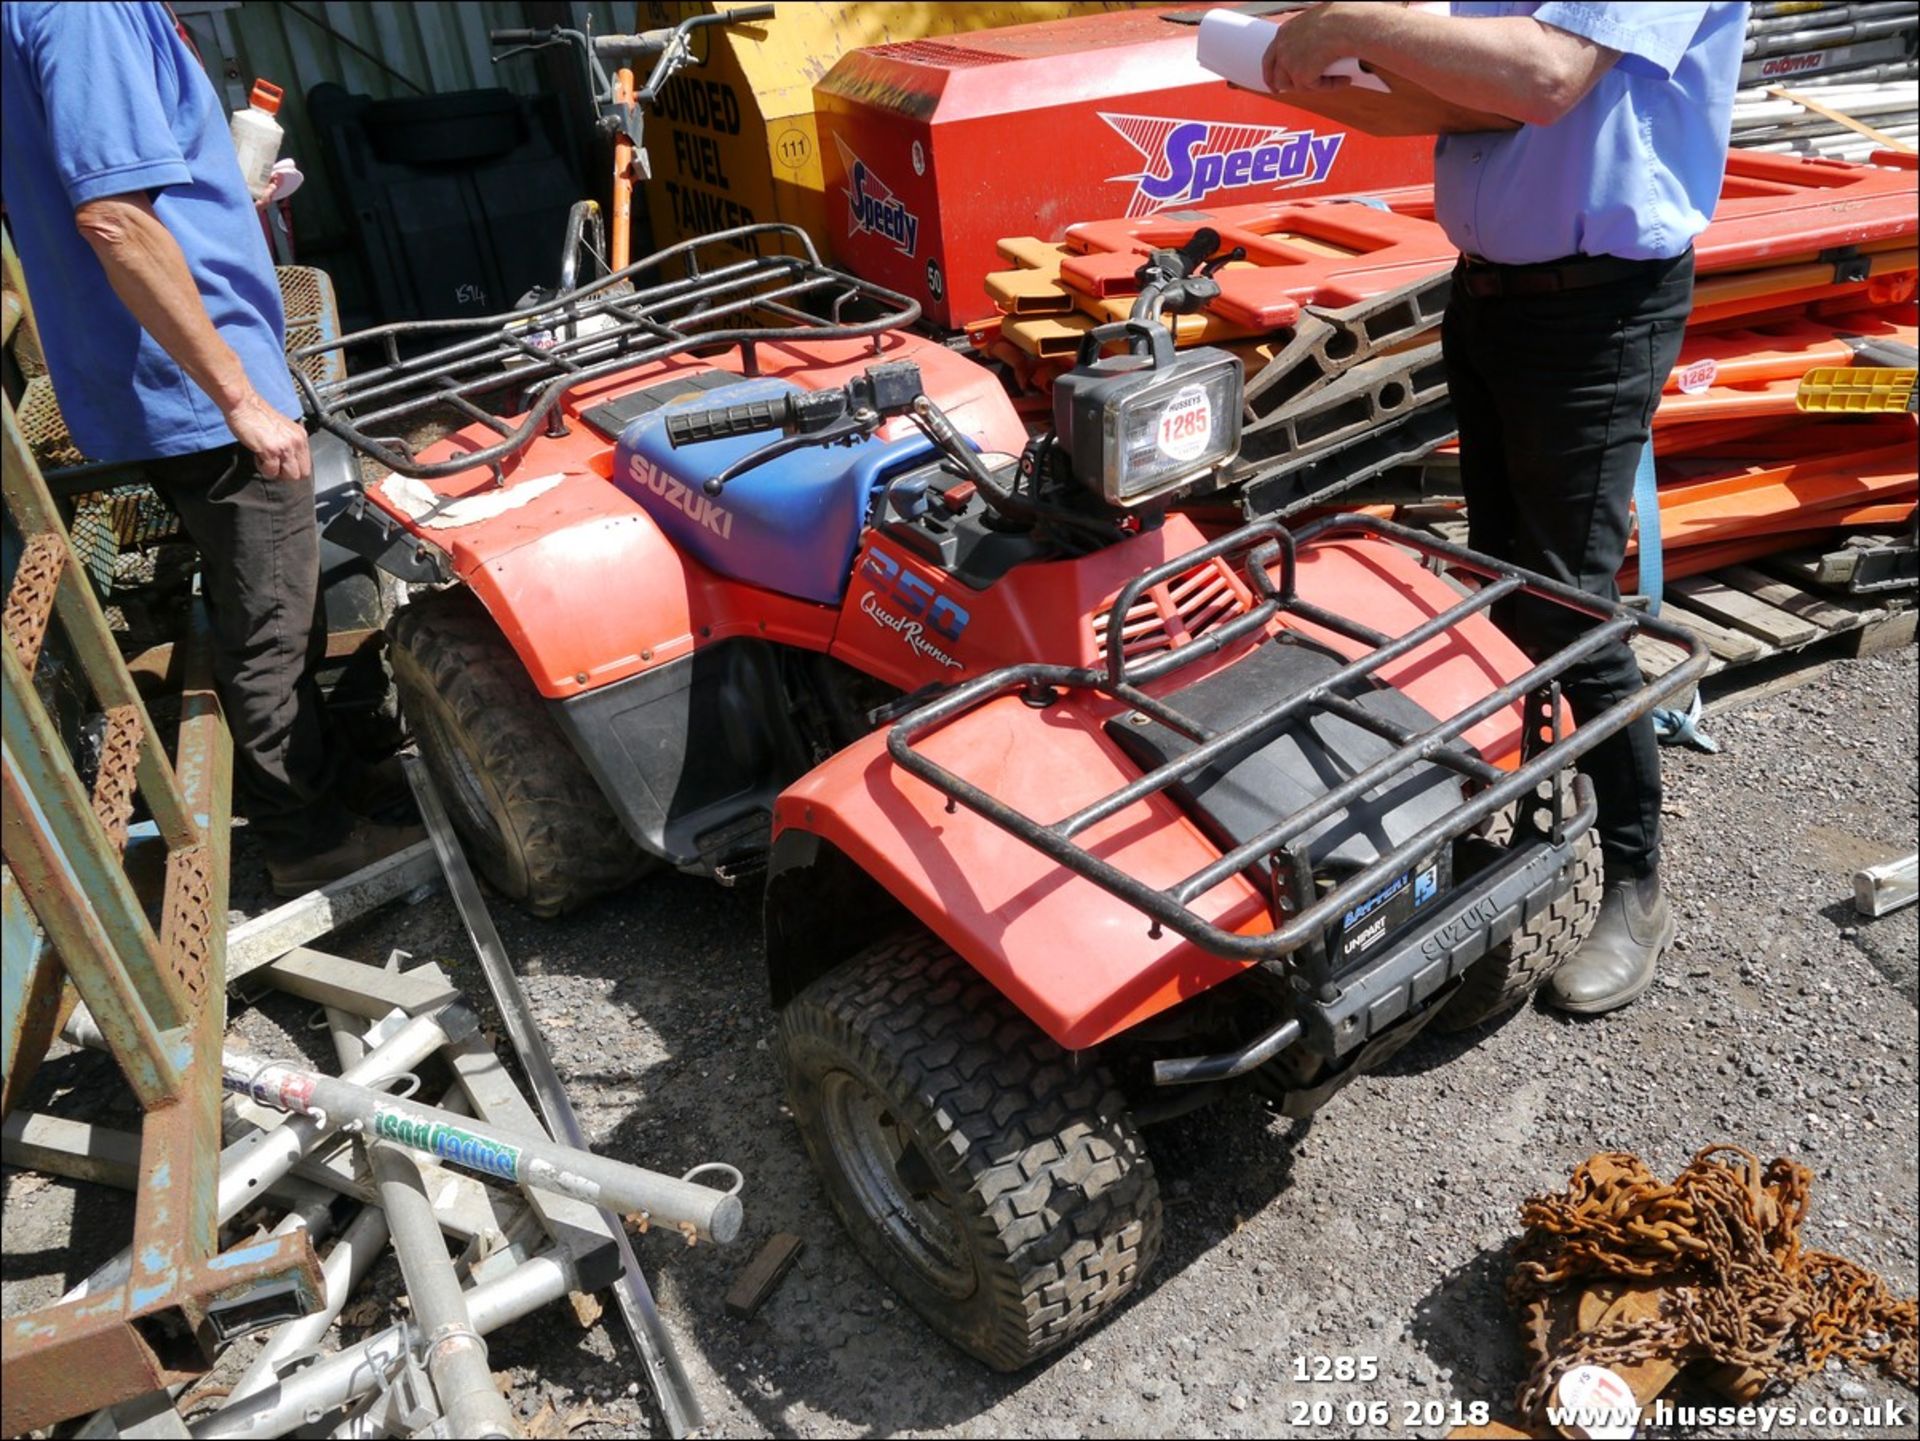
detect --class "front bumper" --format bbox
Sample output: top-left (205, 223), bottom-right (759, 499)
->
top-left (1150, 776), bottom-right (1595, 1082)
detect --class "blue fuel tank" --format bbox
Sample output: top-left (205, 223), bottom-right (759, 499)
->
top-left (613, 378), bottom-right (937, 606)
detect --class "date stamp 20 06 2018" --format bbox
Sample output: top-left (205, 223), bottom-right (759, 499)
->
top-left (1286, 1356), bottom-right (1493, 1432)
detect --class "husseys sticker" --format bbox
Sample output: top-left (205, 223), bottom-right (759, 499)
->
top-left (1157, 386), bottom-right (1214, 463)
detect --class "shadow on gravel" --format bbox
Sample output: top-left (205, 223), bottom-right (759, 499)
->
top-left (1817, 896), bottom-right (1918, 1006)
top-left (1371, 1006), bottom-right (1532, 1079)
top-left (1144, 1097), bottom-right (1307, 1279)
top-left (1407, 1234), bottom-right (1526, 1408)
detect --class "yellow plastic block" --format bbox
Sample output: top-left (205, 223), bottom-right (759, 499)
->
top-left (985, 268), bottom-right (1075, 314)
top-left (1796, 365), bottom-right (1918, 413)
top-left (1002, 312), bottom-right (1096, 359)
top-left (995, 236), bottom-right (1072, 272)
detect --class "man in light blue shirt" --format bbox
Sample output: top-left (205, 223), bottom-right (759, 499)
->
top-left (3, 1), bottom-right (418, 892)
top-left (1266, 3), bottom-right (1747, 1015)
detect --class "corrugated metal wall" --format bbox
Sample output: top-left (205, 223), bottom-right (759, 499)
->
top-left (178, 0), bottom-right (622, 313)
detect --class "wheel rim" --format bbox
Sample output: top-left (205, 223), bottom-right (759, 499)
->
top-left (414, 697), bottom-right (504, 849)
top-left (819, 1070), bottom-right (976, 1299)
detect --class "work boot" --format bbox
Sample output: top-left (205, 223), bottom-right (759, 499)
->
top-left (267, 817), bottom-right (426, 898)
top-left (342, 753), bottom-right (416, 823)
top-left (1546, 866), bottom-right (1673, 1016)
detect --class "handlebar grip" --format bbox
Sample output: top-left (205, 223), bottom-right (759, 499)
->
top-left (666, 397), bottom-right (791, 447)
top-left (728, 4), bottom-right (777, 20)
top-left (488, 28), bottom-right (541, 44)
top-left (1172, 226), bottom-right (1221, 279)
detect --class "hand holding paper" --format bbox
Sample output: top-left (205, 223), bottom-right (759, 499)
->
top-left (1197, 4), bottom-right (1452, 95)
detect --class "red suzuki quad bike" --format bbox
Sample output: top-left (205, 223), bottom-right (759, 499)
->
top-left (304, 224), bottom-right (1707, 1370)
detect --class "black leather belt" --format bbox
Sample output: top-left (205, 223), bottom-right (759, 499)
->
top-left (1454, 252), bottom-right (1670, 299)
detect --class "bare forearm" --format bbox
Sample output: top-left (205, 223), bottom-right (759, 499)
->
top-left (74, 192), bottom-right (312, 481)
top-left (1267, 6), bottom-right (1618, 128)
top-left (1341, 12), bottom-right (1595, 124)
top-left (76, 194), bottom-right (251, 410)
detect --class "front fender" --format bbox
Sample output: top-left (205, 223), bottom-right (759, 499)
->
top-left (768, 696), bottom-right (1272, 1052)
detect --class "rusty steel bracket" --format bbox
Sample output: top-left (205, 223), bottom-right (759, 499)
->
top-left (2, 394), bottom-right (322, 1434)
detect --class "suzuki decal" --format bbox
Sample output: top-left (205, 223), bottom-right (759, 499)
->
top-left (626, 452), bottom-right (734, 539)
top-left (834, 135), bottom-right (920, 256)
top-left (1099, 113), bottom-right (1346, 217)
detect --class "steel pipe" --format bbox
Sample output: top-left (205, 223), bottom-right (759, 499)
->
top-left (63, 1006), bottom-right (473, 1300)
top-left (408, 760), bottom-right (708, 1436)
top-left (221, 1054), bottom-right (743, 1243)
top-left (189, 1251), bottom-right (580, 1439)
top-left (367, 1142), bottom-right (519, 1437)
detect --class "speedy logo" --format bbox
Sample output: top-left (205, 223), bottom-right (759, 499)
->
top-left (834, 135), bottom-right (919, 256)
top-left (1100, 113), bottom-right (1346, 217)
top-left (627, 451), bottom-right (734, 539)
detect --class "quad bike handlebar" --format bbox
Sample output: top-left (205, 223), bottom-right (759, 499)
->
top-left (489, 7), bottom-right (775, 110)
top-left (660, 358), bottom-right (1119, 541)
top-left (1126, 225), bottom-right (1244, 328)
top-left (664, 360), bottom-right (927, 453)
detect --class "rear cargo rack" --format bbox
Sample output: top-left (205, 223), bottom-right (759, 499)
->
top-left (888, 514), bottom-right (1710, 980)
top-left (292, 223), bottom-right (922, 480)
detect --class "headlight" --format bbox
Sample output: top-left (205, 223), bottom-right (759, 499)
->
top-left (1055, 346), bottom-right (1243, 508)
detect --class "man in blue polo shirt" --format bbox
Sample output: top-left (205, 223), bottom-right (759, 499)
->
top-left (1265, 3), bottom-right (1747, 1014)
top-left (2, 1), bottom-right (417, 894)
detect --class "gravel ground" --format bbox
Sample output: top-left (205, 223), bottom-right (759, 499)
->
top-left (5, 645), bottom-right (1915, 1440)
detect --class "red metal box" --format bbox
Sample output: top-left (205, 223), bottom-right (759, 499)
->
top-left (813, 6), bottom-right (1435, 328)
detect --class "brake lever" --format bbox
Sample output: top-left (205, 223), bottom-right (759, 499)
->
top-left (702, 414), bottom-right (877, 496)
top-left (1200, 246), bottom-right (1246, 278)
top-left (490, 39), bottom-right (562, 63)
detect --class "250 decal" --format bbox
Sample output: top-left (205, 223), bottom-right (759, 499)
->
top-left (860, 549), bottom-right (970, 643)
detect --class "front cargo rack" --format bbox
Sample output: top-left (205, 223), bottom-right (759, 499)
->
top-left (888, 513), bottom-right (1711, 985)
top-left (292, 223), bottom-right (922, 481)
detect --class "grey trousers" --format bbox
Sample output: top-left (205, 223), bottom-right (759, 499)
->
top-left (144, 443), bottom-right (353, 860)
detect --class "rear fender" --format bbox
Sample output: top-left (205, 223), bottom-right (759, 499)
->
top-left (767, 699), bottom-right (1271, 1051)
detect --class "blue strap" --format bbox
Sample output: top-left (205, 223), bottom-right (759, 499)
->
top-left (1632, 437), bottom-right (1718, 752)
top-left (1632, 439), bottom-right (1662, 616)
top-left (1653, 687), bottom-right (1720, 753)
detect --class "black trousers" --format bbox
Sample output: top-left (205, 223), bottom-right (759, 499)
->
top-left (144, 443), bottom-right (353, 860)
top-left (1441, 251), bottom-right (1694, 879)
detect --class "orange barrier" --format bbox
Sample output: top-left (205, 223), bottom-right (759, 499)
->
top-left (1664, 316), bottom-right (1916, 391)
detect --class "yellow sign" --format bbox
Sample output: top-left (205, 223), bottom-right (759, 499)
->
top-left (638, 2), bottom-right (1147, 263)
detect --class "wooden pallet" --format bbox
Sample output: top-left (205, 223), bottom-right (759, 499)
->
top-left (1632, 549), bottom-right (1914, 686)
top-left (1397, 517), bottom-right (1915, 686)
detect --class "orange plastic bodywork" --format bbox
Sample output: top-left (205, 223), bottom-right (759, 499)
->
top-left (363, 334), bottom-right (1027, 698)
top-left (1663, 316), bottom-right (1916, 392)
top-left (776, 532), bottom-right (1542, 1051)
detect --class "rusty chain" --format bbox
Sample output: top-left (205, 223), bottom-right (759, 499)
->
top-left (90, 705), bottom-right (143, 855)
top-left (3, 530), bottom-right (65, 672)
top-left (1511, 1146), bottom-right (1918, 1428)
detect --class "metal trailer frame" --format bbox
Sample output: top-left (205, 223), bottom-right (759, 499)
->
top-left (408, 757), bottom-right (710, 1436)
top-left (1, 394), bottom-right (323, 1436)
